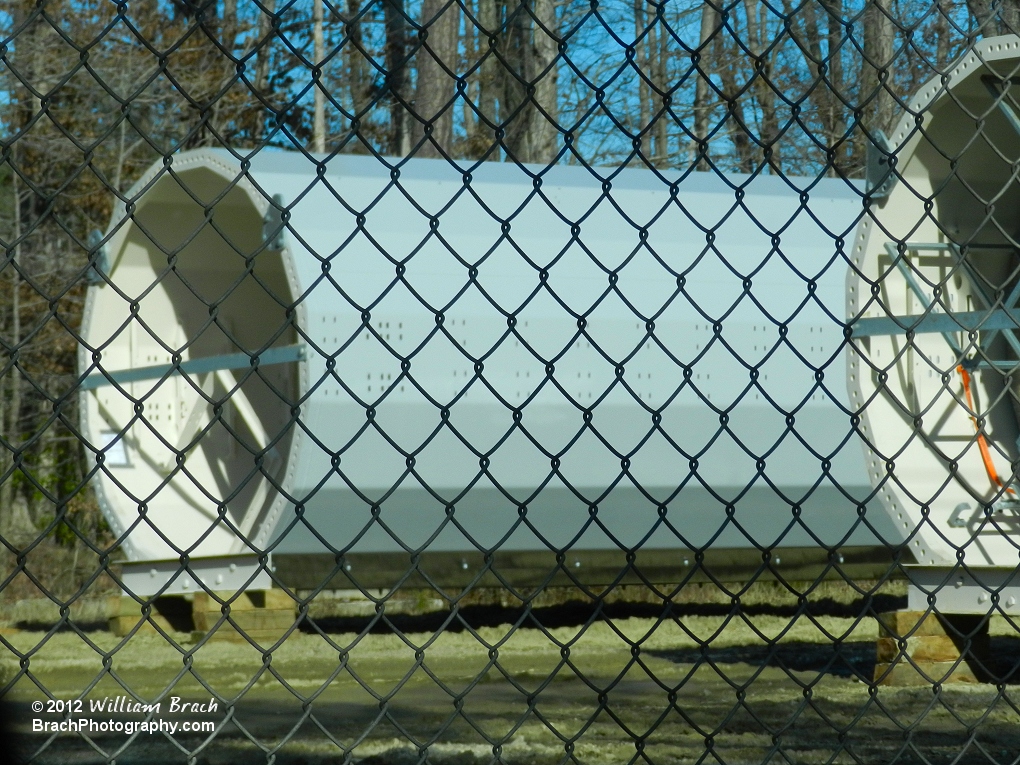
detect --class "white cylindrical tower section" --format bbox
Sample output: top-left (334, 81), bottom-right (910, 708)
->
top-left (848, 36), bottom-right (1020, 567)
top-left (80, 151), bottom-right (302, 561)
top-left (85, 148), bottom-right (876, 564)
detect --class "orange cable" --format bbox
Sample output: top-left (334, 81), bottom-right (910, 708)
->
top-left (957, 364), bottom-right (1015, 496)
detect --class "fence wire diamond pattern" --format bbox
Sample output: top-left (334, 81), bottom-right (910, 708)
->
top-left (3, 2), bottom-right (1020, 764)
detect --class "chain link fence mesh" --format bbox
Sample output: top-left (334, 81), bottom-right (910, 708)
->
top-left (3, 1), bottom-right (1020, 763)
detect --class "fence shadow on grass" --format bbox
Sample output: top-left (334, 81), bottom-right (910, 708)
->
top-left (647, 635), bottom-right (1020, 684)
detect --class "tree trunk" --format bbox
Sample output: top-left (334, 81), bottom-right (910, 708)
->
top-left (255, 0), bottom-right (276, 97)
top-left (936, 0), bottom-right (951, 66)
top-left (499, 2), bottom-right (530, 161)
top-left (476, 0), bottom-right (499, 159)
top-left (693, 2), bottom-right (719, 168)
top-left (462, 0), bottom-right (478, 142)
top-left (725, 91), bottom-right (756, 174)
top-left (414, 0), bottom-right (460, 158)
top-left (1003, 0), bottom-right (1020, 33)
top-left (502, 0), bottom-right (559, 164)
top-left (634, 0), bottom-right (649, 159)
top-left (0, 168), bottom-right (32, 546)
top-left (1, 6), bottom-right (30, 544)
top-left (973, 0), bottom-right (1020, 35)
top-left (793, 0), bottom-right (847, 175)
top-left (222, 0), bottom-right (238, 50)
top-left (528, 0), bottom-right (558, 163)
top-left (313, 0), bottom-right (326, 153)
top-left (742, 0), bottom-right (780, 170)
top-left (239, 0), bottom-right (276, 143)
top-left (384, 0), bottom-right (412, 156)
top-left (343, 0), bottom-right (372, 151)
top-left (861, 0), bottom-right (895, 135)
top-left (823, 0), bottom-right (846, 172)
top-left (652, 10), bottom-right (669, 166)
top-left (711, 8), bottom-right (756, 174)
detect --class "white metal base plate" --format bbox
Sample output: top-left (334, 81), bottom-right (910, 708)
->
top-left (121, 554), bottom-right (273, 596)
top-left (908, 567), bottom-right (1020, 615)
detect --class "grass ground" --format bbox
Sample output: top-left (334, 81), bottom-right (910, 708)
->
top-left (3, 583), bottom-right (1020, 764)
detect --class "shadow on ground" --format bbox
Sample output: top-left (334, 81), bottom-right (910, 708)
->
top-left (648, 640), bottom-right (877, 679)
top-left (300, 594), bottom-right (908, 636)
top-left (646, 635), bottom-right (1020, 684)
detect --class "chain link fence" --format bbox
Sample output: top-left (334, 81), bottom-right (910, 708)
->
top-left (4, 1), bottom-right (1020, 763)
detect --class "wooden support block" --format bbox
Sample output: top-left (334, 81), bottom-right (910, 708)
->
top-left (876, 611), bottom-right (949, 638)
top-left (192, 625), bottom-right (295, 645)
top-left (874, 660), bottom-right (981, 686)
top-left (192, 589), bottom-right (295, 614)
top-left (874, 611), bottom-right (990, 685)
top-left (191, 590), bottom-right (297, 642)
top-left (106, 590), bottom-right (296, 642)
top-left (876, 635), bottom-right (962, 663)
top-left (107, 614), bottom-right (170, 637)
top-left (106, 595), bottom-right (194, 636)
top-left (197, 610), bottom-right (296, 632)
top-left (235, 610), bottom-right (296, 631)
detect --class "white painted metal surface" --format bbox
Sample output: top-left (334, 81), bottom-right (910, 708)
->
top-left (83, 148), bottom-right (885, 564)
top-left (908, 567), bottom-right (1020, 616)
top-left (119, 554), bottom-right (273, 597)
top-left (848, 35), bottom-right (1020, 568)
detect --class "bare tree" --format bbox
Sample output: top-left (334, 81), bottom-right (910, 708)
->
top-left (0, 161), bottom-right (31, 546)
top-left (789, 0), bottom-right (850, 175)
top-left (234, 0), bottom-right (278, 144)
top-left (694, 1), bottom-right (720, 168)
top-left (634, 0), bottom-right (651, 159)
top-left (634, 1), bottom-right (672, 166)
top-left (936, 0), bottom-right (953, 67)
top-left (474, 0), bottom-right (500, 158)
top-left (861, 0), bottom-right (895, 135)
top-left (500, 0), bottom-right (559, 164)
top-left (414, 0), bottom-right (461, 157)
top-left (741, 0), bottom-right (781, 170)
top-left (384, 0), bottom-right (413, 155)
top-left (651, 7), bottom-right (670, 166)
top-left (313, 0), bottom-right (326, 153)
top-left (968, 0), bottom-right (1020, 34)
top-left (714, 21), bottom-right (756, 174)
